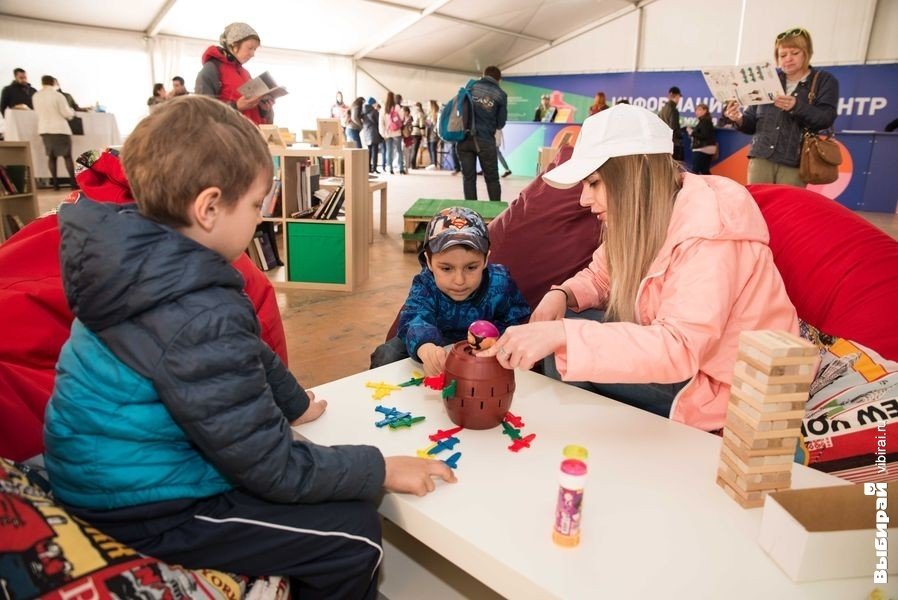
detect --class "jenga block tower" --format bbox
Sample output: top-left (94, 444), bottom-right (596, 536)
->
top-left (717, 330), bottom-right (819, 508)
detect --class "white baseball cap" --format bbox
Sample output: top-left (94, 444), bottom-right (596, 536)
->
top-left (542, 104), bottom-right (674, 189)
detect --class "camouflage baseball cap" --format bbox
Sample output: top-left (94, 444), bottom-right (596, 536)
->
top-left (425, 206), bottom-right (489, 255)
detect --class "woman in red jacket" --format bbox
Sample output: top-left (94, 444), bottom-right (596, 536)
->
top-left (195, 22), bottom-right (273, 124)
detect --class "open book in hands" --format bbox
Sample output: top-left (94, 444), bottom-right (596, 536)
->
top-left (701, 62), bottom-right (784, 106)
top-left (238, 71), bottom-right (288, 100)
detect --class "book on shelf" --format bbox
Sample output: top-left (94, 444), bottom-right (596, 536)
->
top-left (252, 231), bottom-right (270, 271)
top-left (0, 166), bottom-right (18, 195)
top-left (246, 234), bottom-right (263, 267)
top-left (4, 165), bottom-right (30, 193)
top-left (257, 230), bottom-right (278, 269)
top-left (312, 188), bottom-right (332, 206)
top-left (319, 186), bottom-right (346, 220)
top-left (261, 177), bottom-right (281, 217)
top-left (291, 159), bottom-right (321, 215)
top-left (311, 193), bottom-right (332, 219)
top-left (290, 207), bottom-right (317, 219)
top-left (238, 71), bottom-right (288, 100)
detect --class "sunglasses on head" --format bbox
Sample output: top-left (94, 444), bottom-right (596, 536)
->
top-left (777, 27), bottom-right (808, 41)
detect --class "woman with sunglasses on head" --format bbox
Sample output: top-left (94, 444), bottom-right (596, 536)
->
top-left (478, 105), bottom-right (797, 433)
top-left (724, 27), bottom-right (838, 186)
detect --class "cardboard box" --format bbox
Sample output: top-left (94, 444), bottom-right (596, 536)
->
top-left (758, 484), bottom-right (897, 582)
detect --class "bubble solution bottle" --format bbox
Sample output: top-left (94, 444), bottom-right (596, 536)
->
top-left (552, 456), bottom-right (588, 547)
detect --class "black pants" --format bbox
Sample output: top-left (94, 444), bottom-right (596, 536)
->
top-left (410, 136), bottom-right (422, 168)
top-left (370, 336), bottom-right (409, 369)
top-left (67, 489), bottom-right (383, 600)
top-left (457, 135), bottom-right (501, 201)
top-left (543, 309), bottom-right (690, 418)
top-left (368, 143), bottom-right (379, 172)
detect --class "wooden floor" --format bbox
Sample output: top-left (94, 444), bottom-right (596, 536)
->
top-left (37, 172), bottom-right (898, 389)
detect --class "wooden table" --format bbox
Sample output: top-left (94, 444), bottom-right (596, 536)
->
top-left (299, 360), bottom-right (879, 599)
top-left (401, 198), bottom-right (509, 252)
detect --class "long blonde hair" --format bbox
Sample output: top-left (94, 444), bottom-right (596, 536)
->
top-left (599, 154), bottom-right (682, 323)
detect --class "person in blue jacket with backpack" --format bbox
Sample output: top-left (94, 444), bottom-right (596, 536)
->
top-left (455, 66), bottom-right (507, 201)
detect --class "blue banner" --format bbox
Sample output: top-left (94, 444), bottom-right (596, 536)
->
top-left (504, 63), bottom-right (898, 132)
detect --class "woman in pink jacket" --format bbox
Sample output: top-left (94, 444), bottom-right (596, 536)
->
top-left (480, 104), bottom-right (797, 432)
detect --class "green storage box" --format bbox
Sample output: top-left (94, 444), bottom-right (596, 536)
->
top-left (287, 222), bottom-right (345, 284)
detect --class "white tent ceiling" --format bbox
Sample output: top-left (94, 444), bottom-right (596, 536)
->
top-left (0, 0), bottom-right (639, 73)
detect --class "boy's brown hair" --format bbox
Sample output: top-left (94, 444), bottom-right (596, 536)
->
top-left (122, 95), bottom-right (272, 228)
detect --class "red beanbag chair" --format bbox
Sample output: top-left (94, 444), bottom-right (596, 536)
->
top-left (749, 184), bottom-right (898, 361)
top-left (488, 145), bottom-right (602, 310)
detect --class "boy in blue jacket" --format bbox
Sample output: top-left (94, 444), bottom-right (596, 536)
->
top-left (371, 206), bottom-right (531, 375)
top-left (44, 96), bottom-right (454, 600)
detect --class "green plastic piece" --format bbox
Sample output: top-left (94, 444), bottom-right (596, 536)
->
top-left (501, 421), bottom-right (521, 440)
top-left (398, 376), bottom-right (425, 387)
top-left (388, 415), bottom-right (426, 429)
top-left (441, 379), bottom-right (457, 399)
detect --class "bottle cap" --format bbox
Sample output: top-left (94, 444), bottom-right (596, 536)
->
top-left (562, 445), bottom-right (588, 461)
top-left (560, 458), bottom-right (587, 476)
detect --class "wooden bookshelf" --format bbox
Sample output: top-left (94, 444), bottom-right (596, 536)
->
top-left (264, 146), bottom-right (369, 292)
top-left (0, 141), bottom-right (38, 243)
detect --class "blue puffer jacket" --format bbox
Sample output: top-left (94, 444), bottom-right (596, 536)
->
top-left (398, 263), bottom-right (530, 360)
top-left (45, 198), bottom-right (385, 510)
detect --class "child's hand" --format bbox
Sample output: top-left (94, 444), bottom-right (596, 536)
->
top-left (384, 456), bottom-right (457, 496)
top-left (291, 391), bottom-right (328, 426)
top-left (417, 343), bottom-right (447, 376)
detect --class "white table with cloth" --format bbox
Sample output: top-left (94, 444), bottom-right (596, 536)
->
top-left (2, 109), bottom-right (121, 179)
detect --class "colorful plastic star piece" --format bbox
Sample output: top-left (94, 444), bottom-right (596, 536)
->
top-left (365, 381), bottom-right (403, 400)
top-left (504, 411), bottom-right (525, 428)
top-left (428, 426), bottom-right (463, 442)
top-left (423, 373), bottom-right (446, 390)
top-left (388, 415), bottom-right (426, 429)
top-left (442, 452), bottom-right (462, 469)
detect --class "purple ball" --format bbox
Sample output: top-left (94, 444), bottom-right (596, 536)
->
top-left (467, 320), bottom-right (500, 350)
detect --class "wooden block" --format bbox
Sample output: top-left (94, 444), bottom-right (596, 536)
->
top-left (718, 454), bottom-right (792, 494)
top-left (730, 380), bottom-right (807, 409)
top-left (717, 476), bottom-right (766, 508)
top-left (730, 388), bottom-right (806, 422)
top-left (735, 358), bottom-right (816, 386)
top-left (722, 437), bottom-right (795, 469)
top-left (721, 441), bottom-right (796, 474)
top-left (739, 330), bottom-right (818, 359)
top-left (726, 403), bottom-right (803, 435)
top-left (719, 459), bottom-right (791, 495)
top-left (719, 451), bottom-right (792, 488)
top-left (726, 405), bottom-right (790, 441)
top-left (733, 364), bottom-right (812, 396)
top-left (723, 428), bottom-right (797, 458)
top-left (740, 346), bottom-right (820, 370)
top-left (723, 424), bottom-right (798, 451)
